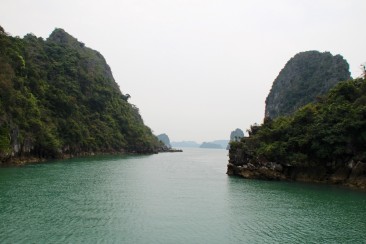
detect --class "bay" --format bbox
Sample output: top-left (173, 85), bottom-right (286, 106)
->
top-left (0, 148), bottom-right (365, 243)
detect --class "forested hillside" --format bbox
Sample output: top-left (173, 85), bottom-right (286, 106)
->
top-left (229, 78), bottom-right (366, 188)
top-left (0, 26), bottom-right (162, 164)
top-left (265, 51), bottom-right (351, 118)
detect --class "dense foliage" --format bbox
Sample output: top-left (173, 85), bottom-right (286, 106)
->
top-left (265, 51), bottom-right (351, 118)
top-left (0, 27), bottom-right (162, 162)
top-left (231, 78), bottom-right (366, 167)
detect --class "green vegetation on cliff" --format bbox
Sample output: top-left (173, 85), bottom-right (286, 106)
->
top-left (0, 27), bottom-right (162, 163)
top-left (231, 78), bottom-right (366, 167)
top-left (265, 51), bottom-right (351, 118)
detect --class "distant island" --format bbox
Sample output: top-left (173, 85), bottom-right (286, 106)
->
top-left (200, 142), bottom-right (222, 149)
top-left (227, 129), bottom-right (244, 149)
top-left (171, 141), bottom-right (200, 148)
top-left (157, 134), bottom-right (171, 148)
top-left (210, 140), bottom-right (229, 149)
top-left (171, 140), bottom-right (229, 149)
top-left (0, 26), bottom-right (164, 165)
top-left (228, 51), bottom-right (366, 189)
top-left (157, 133), bottom-right (182, 152)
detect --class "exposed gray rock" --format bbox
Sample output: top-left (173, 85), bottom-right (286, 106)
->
top-left (227, 161), bottom-right (366, 189)
top-left (157, 133), bottom-right (171, 148)
top-left (265, 51), bottom-right (351, 118)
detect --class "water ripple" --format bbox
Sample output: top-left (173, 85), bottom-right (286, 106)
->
top-left (1, 150), bottom-right (366, 243)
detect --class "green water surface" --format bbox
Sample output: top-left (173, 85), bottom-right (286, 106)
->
top-left (0, 148), bottom-right (365, 243)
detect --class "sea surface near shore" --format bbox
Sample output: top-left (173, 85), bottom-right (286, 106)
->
top-left (1, 148), bottom-right (365, 243)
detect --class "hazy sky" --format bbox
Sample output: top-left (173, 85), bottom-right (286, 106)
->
top-left (1, 0), bottom-right (365, 143)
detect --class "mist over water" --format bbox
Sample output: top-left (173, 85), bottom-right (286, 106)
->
top-left (1, 148), bottom-right (365, 243)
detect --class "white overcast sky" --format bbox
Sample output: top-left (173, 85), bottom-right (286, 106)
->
top-left (1, 0), bottom-right (365, 143)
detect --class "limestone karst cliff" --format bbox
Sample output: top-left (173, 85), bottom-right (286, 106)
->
top-left (265, 51), bottom-right (351, 118)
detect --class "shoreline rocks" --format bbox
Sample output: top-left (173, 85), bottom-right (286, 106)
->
top-left (159, 148), bottom-right (183, 153)
top-left (0, 147), bottom-right (183, 167)
top-left (227, 161), bottom-right (366, 190)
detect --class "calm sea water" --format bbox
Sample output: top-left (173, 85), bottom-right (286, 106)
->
top-left (0, 148), bottom-right (365, 243)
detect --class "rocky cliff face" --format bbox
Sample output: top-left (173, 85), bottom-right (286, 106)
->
top-left (265, 51), bottom-right (351, 118)
top-left (228, 134), bottom-right (366, 189)
top-left (229, 128), bottom-right (244, 141)
top-left (227, 160), bottom-right (366, 190)
top-left (157, 134), bottom-right (171, 148)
